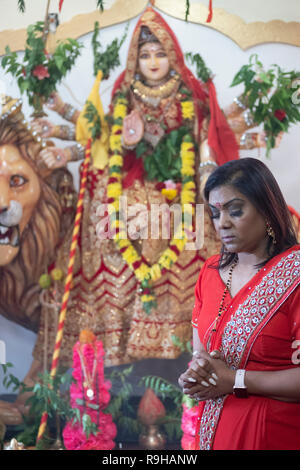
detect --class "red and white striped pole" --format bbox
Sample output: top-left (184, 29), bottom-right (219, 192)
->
top-left (36, 139), bottom-right (92, 445)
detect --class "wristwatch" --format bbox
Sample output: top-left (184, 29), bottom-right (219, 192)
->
top-left (233, 369), bottom-right (248, 398)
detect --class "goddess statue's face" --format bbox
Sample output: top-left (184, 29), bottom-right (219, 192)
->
top-left (138, 41), bottom-right (170, 85)
top-left (0, 144), bottom-right (41, 265)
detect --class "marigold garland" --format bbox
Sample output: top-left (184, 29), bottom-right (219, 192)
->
top-left (107, 93), bottom-right (196, 313)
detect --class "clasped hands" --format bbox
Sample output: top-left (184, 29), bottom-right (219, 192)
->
top-left (178, 349), bottom-right (235, 402)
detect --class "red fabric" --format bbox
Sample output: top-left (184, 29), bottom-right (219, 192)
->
top-left (207, 80), bottom-right (239, 165)
top-left (122, 151), bottom-right (144, 189)
top-left (206, 0), bottom-right (213, 23)
top-left (59, 0), bottom-right (64, 12)
top-left (192, 246), bottom-right (300, 450)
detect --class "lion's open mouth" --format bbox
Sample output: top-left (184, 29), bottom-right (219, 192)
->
top-left (0, 224), bottom-right (20, 247)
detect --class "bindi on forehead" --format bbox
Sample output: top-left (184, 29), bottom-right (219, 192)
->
top-left (209, 198), bottom-right (245, 210)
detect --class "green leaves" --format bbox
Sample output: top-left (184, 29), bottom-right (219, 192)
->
top-left (185, 52), bottom-right (212, 83)
top-left (231, 54), bottom-right (300, 156)
top-left (17, 0), bottom-right (25, 13)
top-left (171, 334), bottom-right (192, 354)
top-left (84, 100), bottom-right (102, 141)
top-left (1, 21), bottom-right (82, 108)
top-left (96, 0), bottom-right (105, 11)
top-left (1, 362), bottom-right (24, 392)
top-left (185, 0), bottom-right (190, 21)
top-left (92, 21), bottom-right (128, 79)
top-left (143, 126), bottom-right (191, 182)
top-left (139, 375), bottom-right (184, 441)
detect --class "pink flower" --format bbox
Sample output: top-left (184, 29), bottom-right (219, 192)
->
top-left (32, 64), bottom-right (50, 80)
top-left (181, 404), bottom-right (198, 435)
top-left (63, 413), bottom-right (117, 450)
top-left (63, 335), bottom-right (117, 450)
top-left (164, 179), bottom-right (176, 190)
top-left (181, 433), bottom-right (197, 450)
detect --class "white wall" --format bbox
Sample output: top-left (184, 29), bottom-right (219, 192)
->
top-left (0, 9), bottom-right (299, 393)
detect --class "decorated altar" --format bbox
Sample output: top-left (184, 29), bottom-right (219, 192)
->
top-left (0, 0), bottom-right (299, 450)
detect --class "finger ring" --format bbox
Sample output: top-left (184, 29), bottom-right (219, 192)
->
top-left (129, 128), bottom-right (135, 135)
top-left (42, 125), bottom-right (49, 133)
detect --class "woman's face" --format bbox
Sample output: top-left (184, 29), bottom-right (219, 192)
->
top-left (138, 41), bottom-right (170, 85)
top-left (208, 185), bottom-right (269, 257)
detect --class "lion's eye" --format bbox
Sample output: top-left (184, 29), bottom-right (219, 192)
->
top-left (10, 174), bottom-right (28, 187)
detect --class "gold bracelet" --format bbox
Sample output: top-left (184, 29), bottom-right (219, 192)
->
top-left (69, 143), bottom-right (85, 162)
top-left (61, 103), bottom-right (77, 122)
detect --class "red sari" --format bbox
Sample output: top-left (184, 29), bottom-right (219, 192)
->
top-left (192, 245), bottom-right (300, 450)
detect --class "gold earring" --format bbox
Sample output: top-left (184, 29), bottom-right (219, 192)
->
top-left (266, 221), bottom-right (276, 244)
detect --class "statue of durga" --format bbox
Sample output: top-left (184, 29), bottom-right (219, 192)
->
top-left (27, 7), bottom-right (272, 377)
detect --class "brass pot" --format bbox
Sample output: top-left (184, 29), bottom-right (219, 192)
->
top-left (139, 424), bottom-right (166, 450)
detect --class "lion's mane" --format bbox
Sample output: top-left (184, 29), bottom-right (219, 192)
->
top-left (0, 111), bottom-right (69, 331)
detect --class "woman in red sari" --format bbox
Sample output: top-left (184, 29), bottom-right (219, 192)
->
top-left (179, 157), bottom-right (300, 450)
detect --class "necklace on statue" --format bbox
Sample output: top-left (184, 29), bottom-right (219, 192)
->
top-left (132, 72), bottom-right (180, 108)
top-left (77, 347), bottom-right (97, 400)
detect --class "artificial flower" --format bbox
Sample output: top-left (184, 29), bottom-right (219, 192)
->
top-left (113, 103), bottom-right (127, 120)
top-left (181, 165), bottom-right (195, 177)
top-left (63, 335), bottom-right (116, 450)
top-left (50, 268), bottom-right (63, 281)
top-left (111, 124), bottom-right (123, 135)
top-left (149, 264), bottom-right (162, 282)
top-left (161, 188), bottom-right (178, 201)
top-left (107, 182), bottom-right (122, 198)
top-left (109, 154), bottom-right (123, 167)
top-left (109, 134), bottom-right (122, 152)
top-left (181, 433), bottom-right (197, 450)
top-left (32, 64), bottom-right (50, 80)
top-left (39, 273), bottom-right (51, 289)
top-left (181, 100), bottom-right (194, 120)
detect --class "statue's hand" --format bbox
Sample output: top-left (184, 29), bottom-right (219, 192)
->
top-left (122, 109), bottom-right (144, 147)
top-left (258, 131), bottom-right (284, 148)
top-left (46, 92), bottom-right (65, 114)
top-left (31, 118), bottom-right (55, 138)
top-left (39, 147), bottom-right (69, 169)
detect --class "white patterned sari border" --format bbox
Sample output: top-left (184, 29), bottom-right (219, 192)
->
top-left (198, 250), bottom-right (300, 450)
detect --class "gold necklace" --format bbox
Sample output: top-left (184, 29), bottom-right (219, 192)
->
top-left (132, 73), bottom-right (181, 107)
top-left (77, 346), bottom-right (97, 400)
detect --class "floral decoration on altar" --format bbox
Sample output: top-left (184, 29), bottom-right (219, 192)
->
top-left (62, 330), bottom-right (117, 450)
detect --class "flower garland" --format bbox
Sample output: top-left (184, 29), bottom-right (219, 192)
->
top-left (181, 402), bottom-right (198, 450)
top-left (180, 360), bottom-right (198, 450)
top-left (62, 330), bottom-right (117, 450)
top-left (107, 93), bottom-right (196, 314)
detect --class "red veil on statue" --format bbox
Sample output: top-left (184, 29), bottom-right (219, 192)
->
top-left (112, 6), bottom-right (239, 171)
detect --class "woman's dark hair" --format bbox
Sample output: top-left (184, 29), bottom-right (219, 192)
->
top-left (204, 158), bottom-right (298, 268)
